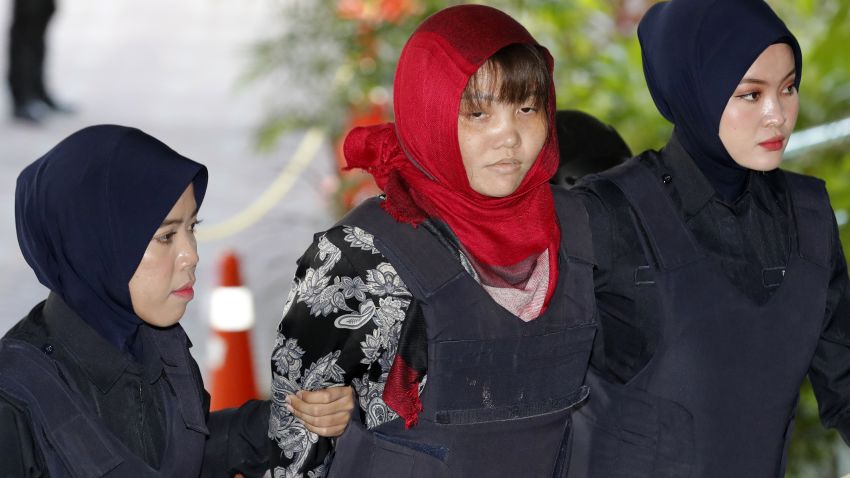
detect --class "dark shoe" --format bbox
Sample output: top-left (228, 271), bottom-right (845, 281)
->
top-left (13, 100), bottom-right (50, 123)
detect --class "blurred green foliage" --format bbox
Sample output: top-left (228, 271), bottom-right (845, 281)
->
top-left (252, 0), bottom-right (850, 475)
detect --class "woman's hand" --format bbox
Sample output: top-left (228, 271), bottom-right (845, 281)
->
top-left (286, 386), bottom-right (355, 437)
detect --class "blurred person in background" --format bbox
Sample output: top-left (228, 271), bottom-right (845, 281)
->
top-left (569, 0), bottom-right (850, 476)
top-left (550, 109), bottom-right (631, 189)
top-left (269, 5), bottom-right (596, 477)
top-left (7, 0), bottom-right (70, 123)
top-left (0, 125), bottom-right (352, 477)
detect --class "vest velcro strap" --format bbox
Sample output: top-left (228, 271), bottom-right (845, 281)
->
top-left (435, 385), bottom-right (589, 425)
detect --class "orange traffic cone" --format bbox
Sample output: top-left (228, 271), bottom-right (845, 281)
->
top-left (208, 251), bottom-right (259, 410)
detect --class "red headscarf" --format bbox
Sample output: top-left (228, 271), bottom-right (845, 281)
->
top-left (345, 4), bottom-right (560, 307)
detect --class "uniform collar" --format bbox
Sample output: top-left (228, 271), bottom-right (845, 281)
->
top-left (658, 135), bottom-right (718, 220)
top-left (42, 293), bottom-right (167, 392)
top-left (43, 293), bottom-right (134, 393)
top-left (657, 136), bottom-right (787, 219)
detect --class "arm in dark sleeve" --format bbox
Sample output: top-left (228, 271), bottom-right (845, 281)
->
top-left (202, 399), bottom-right (271, 478)
top-left (577, 188), bottom-right (614, 375)
top-left (577, 179), bottom-right (661, 384)
top-left (0, 397), bottom-right (45, 477)
top-left (809, 214), bottom-right (850, 445)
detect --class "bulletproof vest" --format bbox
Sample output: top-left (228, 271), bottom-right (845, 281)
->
top-left (568, 159), bottom-right (833, 478)
top-left (0, 325), bottom-right (208, 478)
top-left (327, 189), bottom-right (597, 477)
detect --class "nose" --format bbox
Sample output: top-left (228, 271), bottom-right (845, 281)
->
top-left (763, 96), bottom-right (787, 128)
top-left (177, 232), bottom-right (199, 271)
top-left (495, 115), bottom-right (521, 149)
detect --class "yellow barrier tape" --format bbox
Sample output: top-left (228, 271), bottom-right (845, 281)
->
top-left (196, 127), bottom-right (327, 242)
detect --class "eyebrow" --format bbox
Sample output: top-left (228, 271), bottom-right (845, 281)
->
top-left (158, 211), bottom-right (199, 228)
top-left (159, 219), bottom-right (183, 227)
top-left (461, 93), bottom-right (496, 102)
top-left (739, 69), bottom-right (796, 86)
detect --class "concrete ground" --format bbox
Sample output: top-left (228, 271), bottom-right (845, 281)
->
top-left (0, 0), bottom-right (337, 393)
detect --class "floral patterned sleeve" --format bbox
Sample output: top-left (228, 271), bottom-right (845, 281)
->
top-left (268, 225), bottom-right (413, 478)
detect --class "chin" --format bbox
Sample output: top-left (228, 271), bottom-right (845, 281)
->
top-left (734, 151), bottom-right (783, 172)
top-left (750, 155), bottom-right (783, 172)
top-left (480, 181), bottom-right (522, 198)
top-left (141, 310), bottom-right (185, 328)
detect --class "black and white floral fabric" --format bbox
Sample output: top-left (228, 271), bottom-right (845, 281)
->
top-left (268, 226), bottom-right (415, 478)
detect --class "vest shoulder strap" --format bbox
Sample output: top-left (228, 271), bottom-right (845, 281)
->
top-left (602, 158), bottom-right (703, 270)
top-left (0, 338), bottom-right (123, 478)
top-left (142, 325), bottom-right (208, 435)
top-left (334, 197), bottom-right (466, 299)
top-left (552, 187), bottom-right (595, 265)
top-left (783, 171), bottom-right (832, 269)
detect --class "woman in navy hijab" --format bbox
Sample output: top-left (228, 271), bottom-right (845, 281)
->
top-left (569, 0), bottom-right (850, 476)
top-left (0, 125), bottom-right (351, 477)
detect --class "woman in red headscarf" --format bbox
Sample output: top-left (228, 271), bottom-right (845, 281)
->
top-left (269, 5), bottom-right (596, 476)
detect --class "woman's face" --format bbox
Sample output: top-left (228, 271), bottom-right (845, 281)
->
top-left (719, 43), bottom-right (799, 171)
top-left (129, 184), bottom-right (200, 327)
top-left (458, 67), bottom-right (548, 197)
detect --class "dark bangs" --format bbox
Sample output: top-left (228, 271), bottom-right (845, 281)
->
top-left (461, 43), bottom-right (550, 114)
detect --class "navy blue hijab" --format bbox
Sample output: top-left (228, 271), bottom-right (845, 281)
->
top-left (638, 0), bottom-right (802, 201)
top-left (15, 125), bottom-right (208, 353)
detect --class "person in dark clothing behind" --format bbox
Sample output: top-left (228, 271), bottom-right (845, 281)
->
top-left (550, 109), bottom-right (631, 189)
top-left (568, 0), bottom-right (850, 476)
top-left (0, 125), bottom-right (353, 477)
top-left (7, 0), bottom-right (69, 123)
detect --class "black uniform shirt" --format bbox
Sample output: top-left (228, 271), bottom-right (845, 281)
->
top-left (0, 294), bottom-right (272, 477)
top-left (0, 294), bottom-right (169, 472)
top-left (578, 136), bottom-right (850, 440)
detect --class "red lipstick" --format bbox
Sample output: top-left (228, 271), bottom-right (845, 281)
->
top-left (173, 282), bottom-right (195, 300)
top-left (759, 136), bottom-right (785, 152)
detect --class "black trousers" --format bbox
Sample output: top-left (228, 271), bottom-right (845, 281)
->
top-left (8, 0), bottom-right (56, 108)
